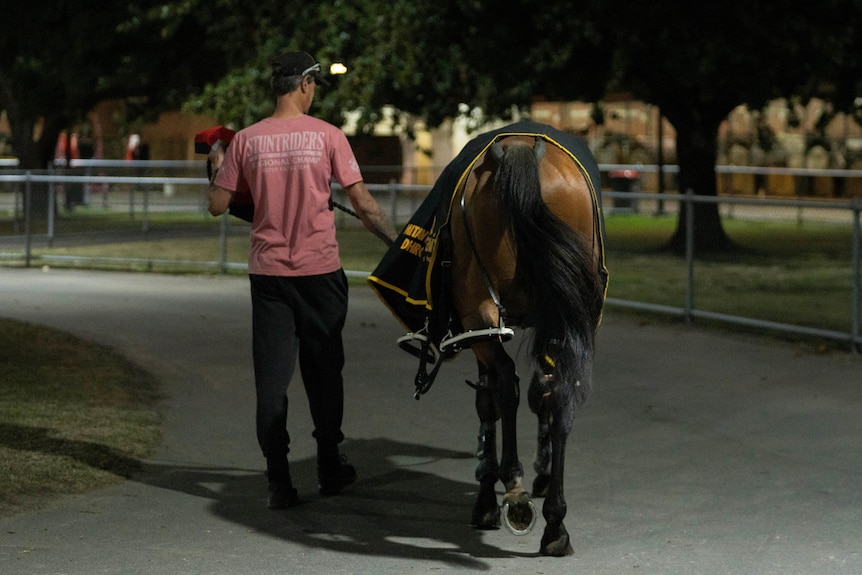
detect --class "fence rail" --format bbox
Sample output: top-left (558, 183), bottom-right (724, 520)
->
top-left (2, 164), bottom-right (860, 351)
top-left (604, 189), bottom-right (861, 351)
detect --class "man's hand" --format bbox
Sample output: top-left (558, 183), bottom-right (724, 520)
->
top-left (208, 140), bottom-right (226, 182)
top-left (344, 181), bottom-right (399, 246)
top-left (206, 140), bottom-right (234, 216)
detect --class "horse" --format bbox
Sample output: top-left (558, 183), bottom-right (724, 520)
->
top-left (444, 127), bottom-right (607, 556)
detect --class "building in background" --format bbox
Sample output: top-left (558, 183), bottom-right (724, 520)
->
top-left (3, 97), bottom-right (861, 198)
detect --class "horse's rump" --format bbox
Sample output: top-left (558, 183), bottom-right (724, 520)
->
top-left (451, 129), bottom-right (607, 400)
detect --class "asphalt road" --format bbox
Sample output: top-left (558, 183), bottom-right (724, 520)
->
top-left (1, 268), bottom-right (860, 574)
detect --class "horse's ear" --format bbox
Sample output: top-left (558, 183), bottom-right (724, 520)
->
top-left (490, 141), bottom-right (505, 164)
top-left (534, 137), bottom-right (546, 163)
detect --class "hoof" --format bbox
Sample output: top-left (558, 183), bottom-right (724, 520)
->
top-left (472, 480), bottom-right (501, 529)
top-left (471, 505), bottom-right (501, 530)
top-left (531, 473), bottom-right (550, 498)
top-left (502, 500), bottom-right (537, 535)
top-left (541, 529), bottom-right (574, 557)
top-left (501, 491), bottom-right (537, 535)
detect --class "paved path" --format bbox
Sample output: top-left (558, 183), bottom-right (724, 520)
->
top-left (1, 268), bottom-right (860, 574)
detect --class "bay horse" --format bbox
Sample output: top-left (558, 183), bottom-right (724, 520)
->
top-left (445, 127), bottom-right (606, 556)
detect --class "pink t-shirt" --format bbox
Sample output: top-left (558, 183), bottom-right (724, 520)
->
top-left (214, 115), bottom-right (363, 276)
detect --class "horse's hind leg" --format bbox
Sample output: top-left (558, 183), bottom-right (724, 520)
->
top-left (471, 372), bottom-right (500, 529)
top-left (528, 371), bottom-right (552, 498)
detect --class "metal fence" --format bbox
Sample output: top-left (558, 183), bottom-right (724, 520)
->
top-left (1, 160), bottom-right (860, 350)
top-left (603, 190), bottom-right (861, 351)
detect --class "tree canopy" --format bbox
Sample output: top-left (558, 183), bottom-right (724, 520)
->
top-left (3, 0), bottom-right (861, 248)
top-left (0, 2), bottom-right (223, 169)
top-left (187, 1), bottom-right (860, 127)
top-left (599, 2), bottom-right (862, 248)
top-left (184, 0), bottom-right (612, 132)
top-left (183, 0), bottom-right (861, 250)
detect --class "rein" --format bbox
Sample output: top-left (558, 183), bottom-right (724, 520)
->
top-left (459, 180), bottom-right (506, 318)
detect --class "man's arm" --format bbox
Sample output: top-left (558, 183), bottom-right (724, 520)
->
top-left (208, 183), bottom-right (234, 216)
top-left (343, 181), bottom-right (398, 246)
top-left (206, 145), bottom-right (235, 216)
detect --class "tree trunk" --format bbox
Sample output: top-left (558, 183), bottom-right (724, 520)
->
top-left (668, 120), bottom-right (732, 253)
top-left (10, 114), bottom-right (64, 219)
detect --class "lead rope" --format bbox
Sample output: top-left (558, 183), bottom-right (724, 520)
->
top-left (329, 196), bottom-right (358, 219)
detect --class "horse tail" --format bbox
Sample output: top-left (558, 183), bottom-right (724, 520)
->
top-left (493, 141), bottom-right (602, 404)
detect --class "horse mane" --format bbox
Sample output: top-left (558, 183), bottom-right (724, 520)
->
top-left (493, 141), bottom-right (602, 404)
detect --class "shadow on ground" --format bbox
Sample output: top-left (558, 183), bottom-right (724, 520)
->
top-left (1, 426), bottom-right (538, 567)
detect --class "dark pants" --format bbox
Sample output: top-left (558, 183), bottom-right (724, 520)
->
top-left (249, 271), bottom-right (348, 463)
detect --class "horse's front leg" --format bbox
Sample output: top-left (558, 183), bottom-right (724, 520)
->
top-left (540, 378), bottom-right (576, 556)
top-left (485, 342), bottom-right (535, 535)
top-left (471, 375), bottom-right (500, 529)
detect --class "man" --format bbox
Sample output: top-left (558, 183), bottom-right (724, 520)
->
top-left (207, 51), bottom-right (398, 509)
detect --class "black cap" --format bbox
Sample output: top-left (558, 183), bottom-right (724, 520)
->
top-left (271, 51), bottom-right (330, 86)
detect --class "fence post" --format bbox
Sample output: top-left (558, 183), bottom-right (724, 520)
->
top-left (47, 164), bottom-right (56, 247)
top-left (852, 197), bottom-right (860, 353)
top-left (219, 211), bottom-right (229, 273)
top-left (143, 187), bottom-right (151, 233)
top-left (389, 179), bottom-right (398, 226)
top-left (685, 189), bottom-right (695, 324)
top-left (24, 172), bottom-right (32, 268)
top-left (13, 178), bottom-right (21, 234)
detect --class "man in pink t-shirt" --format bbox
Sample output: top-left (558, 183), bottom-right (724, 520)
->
top-left (207, 51), bottom-right (397, 509)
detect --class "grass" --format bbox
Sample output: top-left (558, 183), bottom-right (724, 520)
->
top-left (3, 209), bottom-right (857, 332)
top-left (4, 209), bottom-right (858, 332)
top-left (0, 319), bottom-right (162, 515)
top-left (7, 214), bottom-right (391, 277)
top-left (603, 213), bottom-right (858, 335)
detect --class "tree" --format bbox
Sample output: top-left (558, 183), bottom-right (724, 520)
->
top-left (592, 1), bottom-right (862, 251)
top-left (186, 0), bottom-right (862, 252)
top-left (185, 1), bottom-right (610, 132)
top-left (0, 2), bottom-right (225, 171)
top-left (11, 1), bottom-right (848, 248)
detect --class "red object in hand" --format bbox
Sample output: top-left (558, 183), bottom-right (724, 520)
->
top-left (194, 126), bottom-right (253, 220)
top-left (194, 126), bottom-right (236, 154)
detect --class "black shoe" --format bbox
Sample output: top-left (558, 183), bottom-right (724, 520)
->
top-left (266, 468), bottom-right (300, 510)
top-left (318, 454), bottom-right (357, 496)
top-left (268, 480), bottom-right (300, 509)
